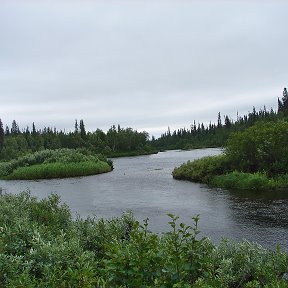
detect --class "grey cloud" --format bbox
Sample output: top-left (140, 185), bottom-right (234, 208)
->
top-left (0, 1), bottom-right (288, 137)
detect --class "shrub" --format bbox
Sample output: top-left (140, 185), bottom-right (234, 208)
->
top-left (0, 192), bottom-right (287, 287)
top-left (211, 172), bottom-right (273, 190)
top-left (172, 154), bottom-right (231, 182)
top-left (226, 120), bottom-right (288, 175)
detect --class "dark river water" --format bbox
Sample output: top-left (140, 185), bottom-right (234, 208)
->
top-left (1, 148), bottom-right (287, 250)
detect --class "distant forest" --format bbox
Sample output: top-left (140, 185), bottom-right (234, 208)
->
top-left (0, 88), bottom-right (287, 160)
top-left (152, 88), bottom-right (288, 150)
top-left (0, 121), bottom-right (154, 160)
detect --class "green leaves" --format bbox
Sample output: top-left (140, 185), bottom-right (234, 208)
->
top-left (0, 148), bottom-right (112, 179)
top-left (0, 193), bottom-right (287, 287)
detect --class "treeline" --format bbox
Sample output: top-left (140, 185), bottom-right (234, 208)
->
top-left (0, 120), bottom-right (154, 160)
top-left (152, 88), bottom-right (288, 150)
top-left (152, 107), bottom-right (279, 150)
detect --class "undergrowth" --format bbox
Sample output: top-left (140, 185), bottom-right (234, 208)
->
top-left (0, 192), bottom-right (287, 287)
top-left (0, 148), bottom-right (112, 180)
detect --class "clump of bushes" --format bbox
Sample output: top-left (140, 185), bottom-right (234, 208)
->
top-left (0, 148), bottom-right (113, 180)
top-left (172, 154), bottom-right (231, 183)
top-left (211, 172), bottom-right (273, 190)
top-left (0, 192), bottom-right (287, 287)
top-left (173, 120), bottom-right (288, 190)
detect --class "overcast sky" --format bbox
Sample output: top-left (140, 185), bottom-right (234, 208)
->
top-left (1, 0), bottom-right (288, 137)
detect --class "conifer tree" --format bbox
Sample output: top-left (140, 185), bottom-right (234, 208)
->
top-left (217, 112), bottom-right (222, 128)
top-left (282, 87), bottom-right (288, 116)
top-left (5, 125), bottom-right (9, 136)
top-left (224, 115), bottom-right (231, 128)
top-left (0, 118), bottom-right (4, 151)
top-left (79, 119), bottom-right (86, 139)
top-left (11, 120), bottom-right (19, 135)
top-left (32, 122), bottom-right (36, 135)
top-left (74, 120), bottom-right (79, 133)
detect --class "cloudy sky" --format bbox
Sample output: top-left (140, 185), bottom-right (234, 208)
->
top-left (1, 0), bottom-right (288, 137)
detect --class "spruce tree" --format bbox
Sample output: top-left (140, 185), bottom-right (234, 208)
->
top-left (217, 112), bottom-right (222, 128)
top-left (79, 119), bottom-right (86, 139)
top-left (282, 87), bottom-right (288, 116)
top-left (0, 118), bottom-right (4, 151)
top-left (32, 122), bottom-right (36, 135)
top-left (11, 120), bottom-right (19, 135)
top-left (74, 120), bottom-right (79, 133)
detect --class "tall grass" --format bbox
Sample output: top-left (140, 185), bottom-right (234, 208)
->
top-left (0, 148), bottom-right (112, 179)
top-left (172, 155), bottom-right (288, 190)
top-left (4, 161), bottom-right (111, 180)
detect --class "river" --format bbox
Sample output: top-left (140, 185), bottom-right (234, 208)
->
top-left (1, 148), bottom-right (287, 250)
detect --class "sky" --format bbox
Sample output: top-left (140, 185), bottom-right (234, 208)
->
top-left (1, 0), bottom-right (288, 138)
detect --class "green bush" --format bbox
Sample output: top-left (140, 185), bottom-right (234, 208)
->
top-left (173, 120), bottom-right (288, 190)
top-left (0, 192), bottom-right (287, 287)
top-left (211, 172), bottom-right (274, 190)
top-left (172, 154), bottom-right (231, 182)
top-left (226, 120), bottom-right (288, 175)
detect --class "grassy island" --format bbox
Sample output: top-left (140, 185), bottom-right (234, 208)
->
top-left (173, 120), bottom-right (288, 190)
top-left (0, 192), bottom-right (287, 287)
top-left (0, 148), bottom-right (113, 180)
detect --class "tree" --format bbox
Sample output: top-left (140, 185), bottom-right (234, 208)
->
top-left (74, 120), bottom-right (78, 133)
top-left (224, 115), bottom-right (231, 128)
top-left (0, 119), bottom-right (4, 151)
top-left (278, 87), bottom-right (288, 116)
top-left (79, 119), bottom-right (86, 139)
top-left (282, 87), bottom-right (288, 116)
top-left (32, 122), bottom-right (37, 135)
top-left (11, 120), bottom-right (19, 135)
top-left (226, 120), bottom-right (288, 175)
top-left (217, 112), bottom-right (222, 128)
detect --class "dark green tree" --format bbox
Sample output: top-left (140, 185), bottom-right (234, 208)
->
top-left (0, 118), bottom-right (4, 151)
top-left (217, 112), bottom-right (222, 128)
top-left (11, 120), bottom-right (19, 135)
top-left (74, 119), bottom-right (79, 133)
top-left (32, 122), bottom-right (37, 135)
top-left (224, 115), bottom-right (231, 128)
top-left (79, 119), bottom-right (86, 139)
top-left (282, 87), bottom-right (288, 116)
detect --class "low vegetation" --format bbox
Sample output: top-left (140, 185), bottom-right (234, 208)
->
top-left (0, 192), bottom-right (287, 287)
top-left (0, 148), bottom-right (112, 180)
top-left (173, 120), bottom-right (288, 190)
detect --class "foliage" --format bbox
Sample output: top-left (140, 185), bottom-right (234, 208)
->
top-left (172, 154), bottom-right (231, 182)
top-left (0, 121), bottom-right (153, 161)
top-left (4, 161), bottom-right (111, 180)
top-left (152, 104), bottom-right (278, 151)
top-left (173, 120), bottom-right (288, 190)
top-left (0, 192), bottom-right (287, 287)
top-left (226, 120), bottom-right (288, 175)
top-left (211, 172), bottom-right (274, 190)
top-left (278, 87), bottom-right (288, 117)
top-left (0, 148), bottom-right (112, 179)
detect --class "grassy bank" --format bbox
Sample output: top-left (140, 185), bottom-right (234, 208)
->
top-left (0, 192), bottom-right (287, 287)
top-left (173, 120), bottom-right (288, 190)
top-left (107, 148), bottom-right (158, 158)
top-left (172, 155), bottom-right (288, 190)
top-left (0, 148), bottom-right (112, 180)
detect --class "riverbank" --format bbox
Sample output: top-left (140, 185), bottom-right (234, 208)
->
top-left (173, 120), bottom-right (288, 190)
top-left (1, 192), bottom-right (287, 287)
top-left (0, 148), bottom-right (113, 180)
top-left (172, 155), bottom-right (288, 190)
top-left (107, 148), bottom-right (158, 158)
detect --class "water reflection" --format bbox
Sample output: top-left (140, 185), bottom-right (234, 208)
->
top-left (0, 148), bottom-right (287, 250)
